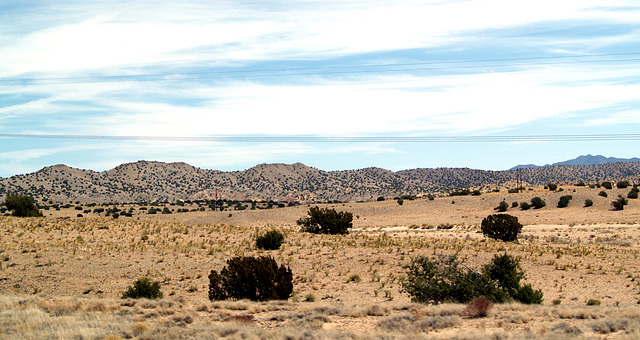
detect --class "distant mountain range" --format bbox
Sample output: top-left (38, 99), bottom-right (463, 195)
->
top-left (1, 157), bottom-right (640, 204)
top-left (509, 155), bottom-right (640, 170)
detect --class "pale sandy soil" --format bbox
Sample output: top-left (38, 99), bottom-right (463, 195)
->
top-left (2, 186), bottom-right (640, 338)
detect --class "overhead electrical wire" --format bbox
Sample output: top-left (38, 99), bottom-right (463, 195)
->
top-left (1, 52), bottom-right (639, 86)
top-left (2, 133), bottom-right (640, 143)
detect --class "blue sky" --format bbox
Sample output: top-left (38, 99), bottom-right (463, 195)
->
top-left (1, 1), bottom-right (639, 177)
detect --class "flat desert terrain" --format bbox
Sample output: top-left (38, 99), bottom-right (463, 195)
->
top-left (2, 185), bottom-right (640, 339)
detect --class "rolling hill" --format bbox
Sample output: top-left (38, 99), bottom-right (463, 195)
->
top-left (1, 160), bottom-right (639, 204)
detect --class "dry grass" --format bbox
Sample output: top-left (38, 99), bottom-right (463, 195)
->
top-left (2, 187), bottom-right (640, 338)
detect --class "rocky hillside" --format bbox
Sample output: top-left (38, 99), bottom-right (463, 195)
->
top-left (1, 161), bottom-right (639, 204)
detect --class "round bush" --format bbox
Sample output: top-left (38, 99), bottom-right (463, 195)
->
top-left (481, 214), bottom-right (522, 242)
top-left (122, 277), bottom-right (163, 299)
top-left (256, 229), bottom-right (285, 250)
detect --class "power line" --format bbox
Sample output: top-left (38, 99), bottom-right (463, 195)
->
top-left (1, 52), bottom-right (639, 86)
top-left (2, 133), bottom-right (640, 143)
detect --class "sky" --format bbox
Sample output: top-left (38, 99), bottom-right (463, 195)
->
top-left (1, 1), bottom-right (640, 177)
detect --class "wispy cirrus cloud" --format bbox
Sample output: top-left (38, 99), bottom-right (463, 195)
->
top-left (0, 0), bottom-right (639, 177)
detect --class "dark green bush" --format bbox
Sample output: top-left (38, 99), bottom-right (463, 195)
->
top-left (530, 197), bottom-right (546, 209)
top-left (208, 256), bottom-right (292, 301)
top-left (557, 195), bottom-right (573, 208)
top-left (547, 183), bottom-right (558, 191)
top-left (297, 206), bottom-right (352, 235)
top-left (122, 277), bottom-right (163, 299)
top-left (612, 195), bottom-right (628, 211)
top-left (598, 191), bottom-right (608, 198)
top-left (5, 195), bottom-right (43, 217)
top-left (602, 181), bottom-right (613, 190)
top-left (256, 229), bottom-right (284, 250)
top-left (520, 202), bottom-right (531, 210)
top-left (402, 254), bottom-right (542, 305)
top-left (494, 201), bottom-right (508, 212)
top-left (617, 180), bottom-right (631, 189)
top-left (481, 214), bottom-right (522, 242)
top-left (628, 188), bottom-right (638, 199)
top-left (511, 202), bottom-right (518, 208)
top-left (584, 199), bottom-right (593, 207)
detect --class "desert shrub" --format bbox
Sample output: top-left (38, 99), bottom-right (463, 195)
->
top-left (602, 181), bottom-right (613, 190)
top-left (122, 277), bottom-right (163, 299)
top-left (612, 195), bottom-right (628, 211)
top-left (494, 200), bottom-right (508, 212)
top-left (547, 183), bottom-right (558, 191)
top-left (576, 182), bottom-right (586, 187)
top-left (481, 214), bottom-right (522, 242)
top-left (297, 206), bottom-right (352, 235)
top-left (402, 254), bottom-right (542, 305)
top-left (520, 202), bottom-right (531, 210)
top-left (397, 198), bottom-right (404, 205)
top-left (513, 284), bottom-right (544, 304)
top-left (465, 297), bottom-right (493, 318)
top-left (557, 195), bottom-right (573, 208)
top-left (5, 195), bottom-right (43, 217)
top-left (511, 201), bottom-right (518, 208)
top-left (530, 197), bottom-right (546, 209)
top-left (617, 180), bottom-right (631, 189)
top-left (598, 191), bottom-right (608, 198)
top-left (628, 188), bottom-right (639, 199)
top-left (377, 196), bottom-right (385, 201)
top-left (584, 199), bottom-right (593, 207)
top-left (256, 229), bottom-right (284, 250)
top-left (208, 255), bottom-right (293, 301)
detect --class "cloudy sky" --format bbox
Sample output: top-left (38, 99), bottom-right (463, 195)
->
top-left (1, 1), bottom-right (639, 177)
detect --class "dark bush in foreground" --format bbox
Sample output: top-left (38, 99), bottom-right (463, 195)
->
top-left (5, 195), bottom-right (43, 217)
top-left (481, 214), bottom-right (522, 242)
top-left (598, 191), bottom-right (608, 198)
top-left (584, 199), bottom-right (593, 207)
top-left (256, 229), bottom-right (284, 250)
top-left (208, 256), bottom-right (293, 301)
top-left (520, 202), bottom-right (531, 210)
top-left (122, 277), bottom-right (163, 299)
top-left (297, 206), bottom-right (352, 235)
top-left (628, 188), bottom-right (639, 199)
top-left (402, 254), bottom-right (542, 305)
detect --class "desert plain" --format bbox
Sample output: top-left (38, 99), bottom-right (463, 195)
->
top-left (2, 185), bottom-right (640, 339)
